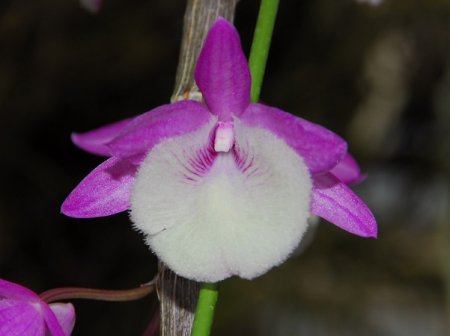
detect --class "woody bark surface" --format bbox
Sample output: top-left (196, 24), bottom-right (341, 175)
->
top-left (170, 0), bottom-right (239, 102)
top-left (159, 1), bottom-right (238, 335)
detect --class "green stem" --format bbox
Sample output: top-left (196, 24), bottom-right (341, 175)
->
top-left (190, 1), bottom-right (280, 336)
top-left (248, 0), bottom-right (280, 102)
top-left (191, 283), bottom-right (219, 336)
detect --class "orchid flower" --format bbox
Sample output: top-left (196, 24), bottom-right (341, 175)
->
top-left (0, 279), bottom-right (75, 336)
top-left (62, 18), bottom-right (376, 282)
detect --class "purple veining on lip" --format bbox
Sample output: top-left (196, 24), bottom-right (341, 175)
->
top-left (233, 144), bottom-right (257, 177)
top-left (182, 146), bottom-right (218, 182)
top-left (177, 135), bottom-right (263, 185)
top-left (190, 146), bottom-right (217, 175)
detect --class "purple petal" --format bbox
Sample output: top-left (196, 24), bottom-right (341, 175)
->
top-left (71, 118), bottom-right (132, 157)
top-left (241, 103), bottom-right (347, 174)
top-left (195, 18), bottom-right (251, 121)
top-left (49, 304), bottom-right (75, 336)
top-left (42, 305), bottom-right (68, 336)
top-left (0, 300), bottom-right (45, 336)
top-left (311, 173), bottom-right (377, 238)
top-left (108, 100), bottom-right (213, 159)
top-left (330, 153), bottom-right (366, 184)
top-left (61, 157), bottom-right (137, 218)
top-left (0, 279), bottom-right (39, 301)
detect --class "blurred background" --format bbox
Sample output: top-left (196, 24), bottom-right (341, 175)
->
top-left (1, 0), bottom-right (449, 335)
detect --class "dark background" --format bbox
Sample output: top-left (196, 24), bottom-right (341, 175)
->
top-left (1, 0), bottom-right (449, 335)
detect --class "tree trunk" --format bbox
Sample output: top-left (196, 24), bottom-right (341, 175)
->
top-left (170, 0), bottom-right (239, 103)
top-left (158, 1), bottom-right (239, 335)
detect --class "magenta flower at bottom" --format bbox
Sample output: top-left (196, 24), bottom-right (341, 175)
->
top-left (62, 18), bottom-right (376, 282)
top-left (0, 279), bottom-right (75, 336)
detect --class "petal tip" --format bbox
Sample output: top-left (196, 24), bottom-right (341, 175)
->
top-left (60, 157), bottom-right (136, 219)
top-left (311, 173), bottom-right (378, 239)
top-left (60, 198), bottom-right (87, 219)
top-left (70, 131), bottom-right (79, 142)
top-left (364, 222), bottom-right (378, 239)
top-left (70, 131), bottom-right (112, 157)
top-left (213, 16), bottom-right (234, 29)
top-left (70, 132), bottom-right (83, 148)
top-left (357, 224), bottom-right (378, 239)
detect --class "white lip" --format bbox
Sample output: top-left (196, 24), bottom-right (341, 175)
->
top-left (130, 118), bottom-right (312, 282)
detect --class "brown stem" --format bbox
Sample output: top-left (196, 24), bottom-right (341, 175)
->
top-left (161, 1), bottom-right (239, 335)
top-left (39, 280), bottom-right (156, 303)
